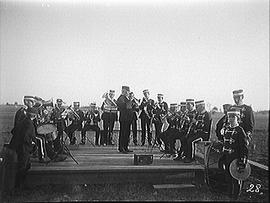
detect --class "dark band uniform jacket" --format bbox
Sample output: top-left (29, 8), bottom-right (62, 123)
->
top-left (138, 98), bottom-right (155, 119)
top-left (70, 109), bottom-right (85, 130)
top-left (131, 99), bottom-right (140, 121)
top-left (182, 109), bottom-right (197, 133)
top-left (85, 110), bottom-right (101, 125)
top-left (221, 125), bottom-right (248, 162)
top-left (11, 107), bottom-right (27, 135)
top-left (192, 110), bottom-right (211, 139)
top-left (230, 105), bottom-right (255, 136)
top-left (9, 116), bottom-right (36, 153)
top-left (117, 95), bottom-right (133, 122)
top-left (51, 105), bottom-right (67, 129)
top-left (152, 101), bottom-right (169, 123)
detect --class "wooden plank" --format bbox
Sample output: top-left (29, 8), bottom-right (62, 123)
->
top-left (153, 184), bottom-right (195, 189)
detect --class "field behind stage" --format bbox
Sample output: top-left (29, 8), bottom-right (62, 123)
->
top-left (0, 105), bottom-right (269, 202)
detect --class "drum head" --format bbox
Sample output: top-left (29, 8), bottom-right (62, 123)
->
top-left (37, 124), bottom-right (57, 135)
top-left (229, 159), bottom-right (251, 181)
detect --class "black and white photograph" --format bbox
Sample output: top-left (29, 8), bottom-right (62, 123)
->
top-left (0, 0), bottom-right (268, 202)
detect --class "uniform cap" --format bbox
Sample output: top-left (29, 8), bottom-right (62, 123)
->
top-left (186, 99), bottom-right (194, 103)
top-left (195, 100), bottom-right (205, 106)
top-left (157, 94), bottom-right (164, 97)
top-left (109, 90), bottom-right (115, 94)
top-left (56, 99), bottom-right (63, 103)
top-left (170, 103), bottom-right (178, 108)
top-left (180, 102), bottom-right (186, 106)
top-left (122, 86), bottom-right (130, 91)
top-left (143, 89), bottom-right (149, 94)
top-left (227, 109), bottom-right (241, 117)
top-left (24, 96), bottom-right (36, 102)
top-left (233, 89), bottom-right (244, 96)
top-left (90, 102), bottom-right (96, 106)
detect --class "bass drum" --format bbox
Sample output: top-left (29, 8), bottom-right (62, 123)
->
top-left (205, 141), bottom-right (229, 193)
top-left (37, 123), bottom-right (57, 135)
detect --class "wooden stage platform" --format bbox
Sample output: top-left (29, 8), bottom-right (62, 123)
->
top-left (25, 145), bottom-right (206, 187)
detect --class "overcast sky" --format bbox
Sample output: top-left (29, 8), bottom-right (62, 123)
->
top-left (0, 0), bottom-right (269, 111)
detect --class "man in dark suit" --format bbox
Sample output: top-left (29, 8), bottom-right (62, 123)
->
top-left (129, 92), bottom-right (140, 146)
top-left (116, 86), bottom-right (133, 153)
top-left (9, 107), bottom-right (38, 188)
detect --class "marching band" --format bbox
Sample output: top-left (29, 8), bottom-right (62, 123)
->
top-left (8, 87), bottom-right (255, 199)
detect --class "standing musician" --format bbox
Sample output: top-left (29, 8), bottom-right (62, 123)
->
top-left (116, 86), bottom-right (133, 153)
top-left (129, 92), bottom-right (140, 146)
top-left (152, 94), bottom-right (168, 148)
top-left (51, 99), bottom-right (67, 151)
top-left (173, 99), bottom-right (197, 161)
top-left (218, 109), bottom-right (249, 199)
top-left (101, 90), bottom-right (118, 146)
top-left (230, 89), bottom-right (255, 146)
top-left (138, 89), bottom-right (155, 146)
top-left (9, 107), bottom-right (38, 188)
top-left (215, 104), bottom-right (232, 141)
top-left (65, 102), bottom-right (84, 145)
top-left (81, 102), bottom-right (101, 145)
top-left (181, 100), bottom-right (211, 163)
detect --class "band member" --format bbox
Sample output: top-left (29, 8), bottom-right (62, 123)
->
top-left (218, 109), bottom-right (249, 199)
top-left (215, 104), bottom-right (232, 141)
top-left (9, 107), bottom-right (38, 188)
top-left (65, 102), bottom-right (84, 145)
top-left (152, 94), bottom-right (168, 147)
top-left (51, 99), bottom-right (67, 151)
top-left (116, 86), bottom-right (133, 153)
top-left (129, 92), bottom-right (140, 146)
top-left (159, 103), bottom-right (180, 153)
top-left (230, 89), bottom-right (255, 145)
top-left (173, 99), bottom-right (197, 161)
top-left (101, 90), bottom-right (118, 146)
top-left (181, 100), bottom-right (211, 163)
top-left (81, 102), bottom-right (101, 145)
top-left (139, 89), bottom-right (155, 146)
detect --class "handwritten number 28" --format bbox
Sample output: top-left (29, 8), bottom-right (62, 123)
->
top-left (246, 184), bottom-right (261, 193)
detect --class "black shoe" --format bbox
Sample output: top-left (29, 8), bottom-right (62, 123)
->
top-left (125, 149), bottom-right (133, 153)
top-left (80, 141), bottom-right (85, 145)
top-left (173, 155), bottom-right (184, 161)
top-left (141, 143), bottom-right (145, 146)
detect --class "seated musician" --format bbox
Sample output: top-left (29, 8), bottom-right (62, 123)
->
top-left (159, 103), bottom-right (180, 154)
top-left (218, 108), bottom-right (248, 199)
top-left (173, 99), bottom-right (197, 161)
top-left (215, 104), bottom-right (232, 141)
top-left (81, 102), bottom-right (101, 145)
top-left (181, 100), bottom-right (211, 163)
top-left (65, 102), bottom-right (84, 145)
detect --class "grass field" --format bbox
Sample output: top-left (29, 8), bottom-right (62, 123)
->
top-left (0, 105), bottom-right (269, 202)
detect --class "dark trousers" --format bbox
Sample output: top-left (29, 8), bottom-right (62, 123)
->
top-left (184, 131), bottom-right (209, 159)
top-left (54, 121), bottom-right (66, 151)
top-left (65, 123), bottom-right (82, 143)
top-left (35, 135), bottom-right (47, 160)
top-left (119, 120), bottom-right (132, 151)
top-left (131, 119), bottom-right (138, 144)
top-left (220, 155), bottom-right (243, 199)
top-left (81, 124), bottom-right (100, 145)
top-left (154, 122), bottom-right (163, 146)
top-left (140, 118), bottom-right (152, 145)
top-left (160, 128), bottom-right (184, 153)
top-left (15, 148), bottom-right (31, 188)
top-left (102, 119), bottom-right (115, 145)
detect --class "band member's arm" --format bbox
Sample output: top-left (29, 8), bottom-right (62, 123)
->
top-left (238, 127), bottom-right (249, 168)
top-left (215, 115), bottom-right (226, 141)
top-left (24, 120), bottom-right (36, 151)
top-left (202, 112), bottom-right (211, 133)
top-left (101, 102), bottom-right (105, 111)
top-left (117, 96), bottom-right (127, 111)
top-left (245, 106), bottom-right (255, 139)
